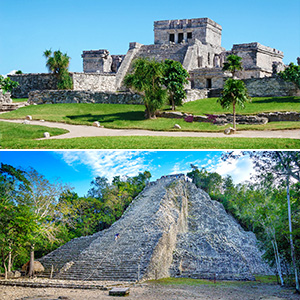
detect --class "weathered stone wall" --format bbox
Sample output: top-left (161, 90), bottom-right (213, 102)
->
top-left (72, 73), bottom-right (116, 92)
top-left (28, 90), bottom-right (143, 105)
top-left (190, 68), bottom-right (228, 89)
top-left (8, 74), bottom-right (58, 98)
top-left (185, 88), bottom-right (208, 101)
top-left (0, 91), bottom-right (12, 103)
top-left (154, 18), bottom-right (222, 46)
top-left (244, 77), bottom-right (300, 97)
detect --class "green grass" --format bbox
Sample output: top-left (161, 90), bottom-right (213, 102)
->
top-left (0, 121), bottom-right (68, 143)
top-left (0, 123), bottom-right (299, 149)
top-left (1, 96), bottom-right (300, 132)
top-left (148, 275), bottom-right (278, 286)
top-left (12, 98), bottom-right (28, 103)
top-left (180, 96), bottom-right (300, 115)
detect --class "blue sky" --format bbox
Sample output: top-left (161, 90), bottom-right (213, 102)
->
top-left (1, 0), bottom-right (299, 75)
top-left (0, 150), bottom-right (254, 196)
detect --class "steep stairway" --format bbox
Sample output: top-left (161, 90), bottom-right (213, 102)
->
top-left (39, 175), bottom-right (272, 282)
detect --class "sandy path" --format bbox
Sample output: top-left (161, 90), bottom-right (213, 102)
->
top-left (1, 119), bottom-right (300, 140)
top-left (0, 282), bottom-right (299, 300)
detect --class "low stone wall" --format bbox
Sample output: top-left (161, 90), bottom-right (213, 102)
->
top-left (156, 111), bottom-right (300, 124)
top-left (185, 89), bottom-right (208, 102)
top-left (0, 91), bottom-right (12, 103)
top-left (9, 74), bottom-right (58, 98)
top-left (72, 73), bottom-right (116, 92)
top-left (244, 77), bottom-right (300, 97)
top-left (28, 90), bottom-right (143, 105)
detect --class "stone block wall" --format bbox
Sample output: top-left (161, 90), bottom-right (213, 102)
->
top-left (8, 73), bottom-right (58, 98)
top-left (0, 91), bottom-right (12, 103)
top-left (244, 77), bottom-right (300, 97)
top-left (71, 73), bottom-right (117, 92)
top-left (28, 90), bottom-right (143, 105)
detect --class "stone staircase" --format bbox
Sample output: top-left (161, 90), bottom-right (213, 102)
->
top-left (41, 176), bottom-right (185, 282)
top-left (39, 175), bottom-right (272, 282)
top-left (0, 102), bottom-right (27, 112)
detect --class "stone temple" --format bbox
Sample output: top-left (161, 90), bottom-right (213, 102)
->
top-left (82, 17), bottom-right (285, 91)
top-left (39, 175), bottom-right (272, 282)
top-left (8, 17), bottom-right (298, 103)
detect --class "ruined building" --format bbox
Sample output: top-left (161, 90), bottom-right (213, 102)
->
top-left (82, 17), bottom-right (284, 90)
top-left (10, 17), bottom-right (296, 101)
top-left (39, 175), bottom-right (272, 282)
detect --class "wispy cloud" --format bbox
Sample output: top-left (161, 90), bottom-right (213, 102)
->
top-left (56, 151), bottom-right (152, 181)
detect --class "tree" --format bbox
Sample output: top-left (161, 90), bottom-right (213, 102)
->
top-left (218, 78), bottom-right (251, 131)
top-left (223, 54), bottom-right (243, 78)
top-left (162, 59), bottom-right (189, 110)
top-left (0, 164), bottom-right (34, 278)
top-left (223, 151), bottom-right (300, 292)
top-left (278, 63), bottom-right (300, 89)
top-left (20, 168), bottom-right (69, 277)
top-left (124, 58), bottom-right (167, 118)
top-left (43, 49), bottom-right (73, 90)
top-left (0, 75), bottom-right (19, 94)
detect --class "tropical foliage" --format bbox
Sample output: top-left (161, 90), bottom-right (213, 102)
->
top-left (218, 79), bottom-right (251, 130)
top-left (162, 59), bottom-right (189, 110)
top-left (43, 49), bottom-right (73, 90)
top-left (0, 75), bottom-right (19, 94)
top-left (124, 58), bottom-right (189, 117)
top-left (124, 58), bottom-right (167, 118)
top-left (279, 63), bottom-right (300, 89)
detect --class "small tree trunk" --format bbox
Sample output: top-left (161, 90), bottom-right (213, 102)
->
top-left (171, 95), bottom-right (175, 111)
top-left (8, 248), bottom-right (12, 273)
top-left (232, 101), bottom-right (236, 132)
top-left (286, 177), bottom-right (300, 293)
top-left (4, 262), bottom-right (8, 280)
top-left (272, 239), bottom-right (284, 286)
top-left (28, 244), bottom-right (35, 277)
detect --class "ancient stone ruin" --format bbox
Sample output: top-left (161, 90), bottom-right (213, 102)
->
top-left (9, 17), bottom-right (299, 102)
top-left (39, 175), bottom-right (272, 282)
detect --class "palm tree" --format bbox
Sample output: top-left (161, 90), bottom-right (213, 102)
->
top-left (124, 58), bottom-right (167, 119)
top-left (43, 49), bottom-right (72, 89)
top-left (218, 78), bottom-right (251, 131)
top-left (223, 54), bottom-right (243, 78)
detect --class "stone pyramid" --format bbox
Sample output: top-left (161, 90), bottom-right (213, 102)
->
top-left (39, 175), bottom-right (272, 281)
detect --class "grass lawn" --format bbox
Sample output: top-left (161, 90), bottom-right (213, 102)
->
top-left (1, 122), bottom-right (299, 149)
top-left (0, 121), bottom-right (68, 143)
top-left (12, 98), bottom-right (28, 103)
top-left (180, 96), bottom-right (300, 115)
top-left (1, 96), bottom-right (300, 132)
top-left (148, 275), bottom-right (278, 286)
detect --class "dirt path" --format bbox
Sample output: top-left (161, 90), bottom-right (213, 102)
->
top-left (1, 119), bottom-right (300, 140)
top-left (0, 282), bottom-right (299, 300)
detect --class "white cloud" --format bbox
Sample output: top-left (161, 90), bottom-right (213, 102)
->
top-left (57, 151), bottom-right (152, 181)
top-left (212, 155), bottom-right (254, 184)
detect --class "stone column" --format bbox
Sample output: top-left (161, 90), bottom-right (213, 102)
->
top-left (184, 32), bottom-right (187, 42)
top-left (175, 32), bottom-right (178, 44)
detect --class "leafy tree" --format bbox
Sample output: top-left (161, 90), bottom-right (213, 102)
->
top-left (15, 70), bottom-right (23, 74)
top-left (278, 63), bottom-right (300, 89)
top-left (0, 164), bottom-right (34, 278)
top-left (124, 58), bottom-right (167, 118)
top-left (223, 54), bottom-right (243, 78)
top-left (162, 59), bottom-right (189, 110)
top-left (187, 165), bottom-right (223, 197)
top-left (223, 151), bottom-right (300, 292)
top-left (20, 168), bottom-right (69, 277)
top-left (43, 49), bottom-right (73, 90)
top-left (218, 78), bottom-right (251, 131)
top-left (0, 75), bottom-right (19, 94)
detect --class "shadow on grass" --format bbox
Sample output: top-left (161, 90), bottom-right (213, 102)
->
top-left (66, 111), bottom-right (145, 123)
top-left (254, 97), bottom-right (299, 104)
